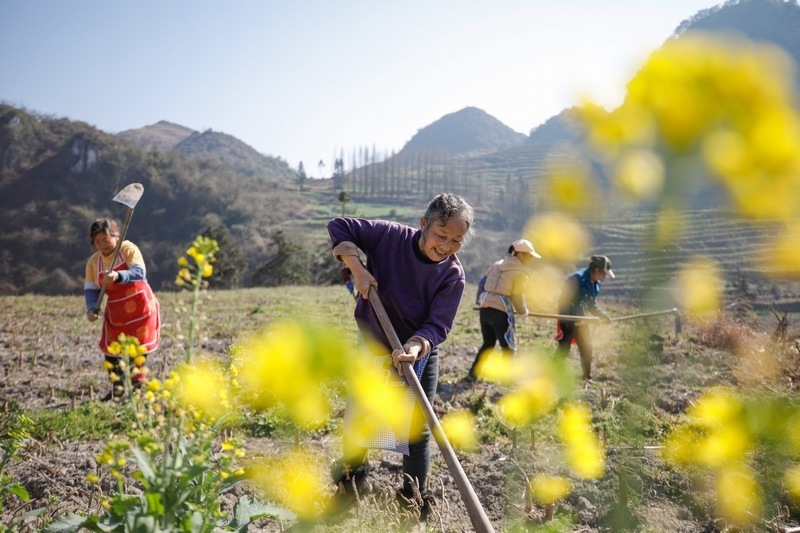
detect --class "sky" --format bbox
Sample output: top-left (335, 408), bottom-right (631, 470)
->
top-left (1, 0), bottom-right (718, 177)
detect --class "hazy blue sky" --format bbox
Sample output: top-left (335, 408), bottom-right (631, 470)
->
top-left (1, 0), bottom-right (716, 176)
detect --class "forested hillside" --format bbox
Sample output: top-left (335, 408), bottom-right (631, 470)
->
top-left (0, 104), bottom-right (333, 295)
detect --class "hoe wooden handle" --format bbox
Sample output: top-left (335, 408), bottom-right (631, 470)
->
top-left (368, 287), bottom-right (494, 533)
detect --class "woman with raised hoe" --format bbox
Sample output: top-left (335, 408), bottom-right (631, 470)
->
top-left (84, 217), bottom-right (160, 401)
top-left (468, 239), bottom-right (540, 380)
top-left (326, 192), bottom-right (474, 521)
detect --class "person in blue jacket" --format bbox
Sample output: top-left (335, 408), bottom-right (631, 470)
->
top-left (555, 255), bottom-right (615, 380)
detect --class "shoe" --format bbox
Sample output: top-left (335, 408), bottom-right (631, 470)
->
top-left (420, 493), bottom-right (435, 522)
top-left (100, 385), bottom-right (125, 402)
top-left (324, 462), bottom-right (371, 519)
top-left (396, 488), bottom-right (435, 522)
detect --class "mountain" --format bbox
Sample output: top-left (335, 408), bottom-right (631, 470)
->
top-left (399, 107), bottom-right (526, 157)
top-left (118, 122), bottom-right (295, 181)
top-left (674, 0), bottom-right (800, 84)
top-left (526, 108), bottom-right (584, 145)
top-left (0, 104), bottom-right (320, 295)
top-left (118, 120), bottom-right (194, 151)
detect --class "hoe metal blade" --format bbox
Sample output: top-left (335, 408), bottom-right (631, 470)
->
top-left (112, 183), bottom-right (144, 210)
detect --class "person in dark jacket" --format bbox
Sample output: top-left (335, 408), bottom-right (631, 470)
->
top-left (326, 192), bottom-right (474, 519)
top-left (555, 255), bottom-right (615, 380)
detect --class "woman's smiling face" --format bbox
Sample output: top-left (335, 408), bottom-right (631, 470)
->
top-left (418, 215), bottom-right (469, 262)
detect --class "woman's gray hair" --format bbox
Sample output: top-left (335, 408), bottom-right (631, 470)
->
top-left (422, 193), bottom-right (475, 245)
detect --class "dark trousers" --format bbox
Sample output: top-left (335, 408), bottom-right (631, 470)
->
top-left (555, 321), bottom-right (593, 379)
top-left (469, 307), bottom-right (511, 376)
top-left (343, 350), bottom-right (439, 495)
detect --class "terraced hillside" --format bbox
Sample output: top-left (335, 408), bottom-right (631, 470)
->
top-left (590, 208), bottom-right (800, 311)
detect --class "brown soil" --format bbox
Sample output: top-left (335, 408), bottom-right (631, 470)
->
top-left (2, 303), bottom-right (800, 532)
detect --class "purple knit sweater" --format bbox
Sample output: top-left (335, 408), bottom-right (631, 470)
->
top-left (328, 217), bottom-right (465, 351)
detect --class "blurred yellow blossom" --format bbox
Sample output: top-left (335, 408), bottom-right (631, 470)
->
top-left (580, 32), bottom-right (800, 221)
top-left (716, 465), bottom-right (761, 526)
top-left (664, 388), bottom-right (751, 469)
top-left (479, 350), bottom-right (565, 427)
top-left (497, 378), bottom-right (559, 428)
top-left (530, 474), bottom-right (572, 505)
top-left (237, 320), bottom-right (362, 430)
top-left (612, 149), bottom-right (665, 201)
top-left (249, 450), bottom-right (328, 519)
top-left (784, 465), bottom-right (800, 503)
top-left (760, 224), bottom-right (800, 278)
top-left (543, 154), bottom-right (598, 213)
top-left (524, 264), bottom-right (566, 312)
top-left (523, 213), bottom-right (591, 263)
top-left (441, 410), bottom-right (478, 452)
top-left (558, 402), bottom-right (605, 479)
top-left (173, 360), bottom-right (232, 420)
top-left (670, 257), bottom-right (722, 315)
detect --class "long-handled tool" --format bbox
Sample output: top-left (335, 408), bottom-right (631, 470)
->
top-left (368, 287), bottom-right (494, 533)
top-left (611, 308), bottom-right (682, 334)
top-left (526, 308), bottom-right (681, 334)
top-left (91, 183), bottom-right (145, 315)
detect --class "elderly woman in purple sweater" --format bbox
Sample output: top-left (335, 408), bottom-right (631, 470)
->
top-left (327, 192), bottom-right (474, 519)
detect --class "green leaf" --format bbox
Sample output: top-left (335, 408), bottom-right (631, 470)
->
top-left (12, 506), bottom-right (46, 525)
top-left (130, 447), bottom-right (156, 483)
top-left (6, 482), bottom-right (30, 501)
top-left (227, 495), bottom-right (296, 532)
top-left (126, 514), bottom-right (155, 533)
top-left (43, 513), bottom-right (107, 533)
top-left (144, 491), bottom-right (165, 516)
top-left (189, 511), bottom-right (205, 533)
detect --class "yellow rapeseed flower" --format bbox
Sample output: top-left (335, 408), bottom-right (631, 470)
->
top-left (688, 387), bottom-right (741, 426)
top-left (249, 450), bottom-right (328, 519)
top-left (524, 213), bottom-right (591, 264)
top-left (237, 320), bottom-right (355, 430)
top-left (612, 149), bottom-right (665, 202)
top-left (348, 354), bottom-right (419, 443)
top-left (582, 32), bottom-right (800, 221)
top-left (716, 465), bottom-right (761, 526)
top-left (178, 256), bottom-right (189, 267)
top-left (202, 264), bottom-right (213, 278)
top-left (760, 224), bottom-right (800, 278)
top-left (543, 155), bottom-right (598, 213)
top-left (670, 257), bottom-right (722, 315)
top-left (474, 351), bottom-right (516, 385)
top-left (530, 474), bottom-right (572, 505)
top-left (558, 403), bottom-right (605, 479)
top-left (107, 342), bottom-right (121, 356)
top-left (174, 360), bottom-right (232, 420)
top-left (784, 464), bottom-right (800, 503)
top-left (440, 410), bottom-right (478, 452)
top-left (86, 473), bottom-right (100, 483)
